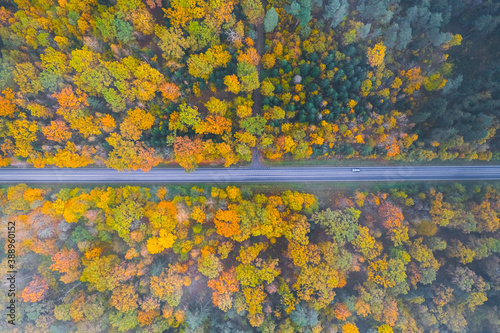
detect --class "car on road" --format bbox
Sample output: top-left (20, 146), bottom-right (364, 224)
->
top-left (351, 168), bottom-right (361, 172)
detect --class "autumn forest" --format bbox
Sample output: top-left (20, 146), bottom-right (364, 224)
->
top-left (1, 0), bottom-right (500, 332)
top-left (0, 0), bottom-right (499, 169)
top-left (0, 182), bottom-right (499, 332)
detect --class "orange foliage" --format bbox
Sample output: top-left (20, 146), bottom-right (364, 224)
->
top-left (160, 82), bottom-right (181, 101)
top-left (110, 284), bottom-right (139, 312)
top-left (0, 88), bottom-right (17, 117)
top-left (238, 47), bottom-right (260, 66)
top-left (50, 248), bottom-right (81, 284)
top-left (378, 200), bottom-right (408, 246)
top-left (334, 303), bottom-right (352, 321)
top-left (53, 86), bottom-right (88, 122)
top-left (214, 206), bottom-right (241, 238)
top-left (42, 120), bottom-right (72, 142)
top-left (174, 136), bottom-right (204, 171)
top-left (207, 267), bottom-right (240, 312)
top-left (401, 67), bottom-right (425, 95)
top-left (100, 114), bottom-right (116, 129)
top-left (195, 115), bottom-right (232, 135)
top-left (121, 108), bottom-right (155, 140)
top-left (23, 188), bottom-right (46, 202)
top-left (138, 297), bottom-right (160, 325)
top-left (146, 229), bottom-right (177, 254)
top-left (382, 298), bottom-right (398, 326)
top-left (20, 275), bottom-right (49, 302)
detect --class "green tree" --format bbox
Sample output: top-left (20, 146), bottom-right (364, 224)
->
top-left (312, 207), bottom-right (361, 244)
top-left (264, 8), bottom-right (279, 33)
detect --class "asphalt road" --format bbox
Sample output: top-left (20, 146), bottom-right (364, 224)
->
top-left (1, 166), bottom-right (500, 183)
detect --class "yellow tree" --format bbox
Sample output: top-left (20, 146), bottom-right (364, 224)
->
top-left (224, 74), bottom-right (241, 94)
top-left (42, 120), bottom-right (72, 142)
top-left (367, 42), bottom-right (386, 68)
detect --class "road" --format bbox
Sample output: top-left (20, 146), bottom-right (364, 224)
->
top-left (1, 166), bottom-right (500, 183)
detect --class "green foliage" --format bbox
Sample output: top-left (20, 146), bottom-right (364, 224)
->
top-left (312, 207), bottom-right (360, 244)
top-left (290, 304), bottom-right (318, 327)
top-left (240, 116), bottom-right (266, 135)
top-left (109, 310), bottom-right (138, 332)
top-left (264, 8), bottom-right (279, 33)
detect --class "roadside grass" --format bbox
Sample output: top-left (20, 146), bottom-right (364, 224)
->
top-left (261, 156), bottom-right (500, 168)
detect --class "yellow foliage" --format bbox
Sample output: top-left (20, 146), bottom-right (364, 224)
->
top-left (190, 206), bottom-right (206, 223)
top-left (342, 322), bottom-right (359, 333)
top-left (367, 42), bottom-right (386, 68)
top-left (147, 229), bottom-right (177, 254)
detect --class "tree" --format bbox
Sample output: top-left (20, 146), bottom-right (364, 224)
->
top-left (312, 207), bottom-right (360, 244)
top-left (109, 310), bottom-right (139, 332)
top-left (296, 0), bottom-right (312, 30)
top-left (8, 118), bottom-right (38, 158)
top-left (237, 61), bottom-right (260, 92)
top-left (106, 197), bottom-right (144, 238)
top-left (264, 8), bottom-right (279, 33)
top-left (353, 226), bottom-right (382, 260)
top-left (147, 229), bottom-right (177, 254)
top-left (241, 0), bottom-right (265, 25)
top-left (150, 264), bottom-right (190, 307)
top-left (160, 82), bottom-right (181, 101)
top-left (325, 0), bottom-right (348, 28)
top-left (205, 97), bottom-right (228, 116)
top-left (240, 116), bottom-right (266, 135)
top-left (0, 88), bottom-right (17, 117)
top-left (173, 136), bottom-right (204, 171)
top-left (106, 133), bottom-right (161, 171)
top-left (188, 46), bottom-right (231, 79)
top-left (196, 115), bottom-right (232, 135)
top-left (261, 81), bottom-right (275, 97)
top-left (367, 255), bottom-right (408, 290)
top-left (50, 248), bottom-right (81, 284)
top-left (120, 108), bottom-right (155, 140)
top-left (367, 42), bottom-right (386, 68)
top-left (42, 120), bottom-right (72, 142)
top-left (155, 26), bottom-right (189, 61)
top-left (290, 303), bottom-right (319, 327)
top-left (214, 207), bottom-right (241, 238)
top-left (50, 142), bottom-right (95, 168)
top-left (198, 247), bottom-right (223, 278)
top-left (261, 53), bottom-right (276, 69)
top-left (20, 275), bottom-right (49, 302)
top-left (14, 62), bottom-right (43, 95)
top-left (207, 268), bottom-right (240, 312)
top-left (378, 201), bottom-right (409, 246)
top-left (224, 74), bottom-right (242, 94)
top-left (110, 284), bottom-right (139, 312)
top-left (342, 323), bottom-right (359, 333)
top-left (80, 255), bottom-right (121, 292)
top-left (53, 86), bottom-right (88, 122)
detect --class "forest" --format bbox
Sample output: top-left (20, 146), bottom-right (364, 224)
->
top-left (1, 182), bottom-right (499, 332)
top-left (0, 0), bottom-right (499, 170)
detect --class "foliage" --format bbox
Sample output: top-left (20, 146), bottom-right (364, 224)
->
top-left (3, 183), bottom-right (500, 332)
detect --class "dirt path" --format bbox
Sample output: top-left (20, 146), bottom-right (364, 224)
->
top-left (251, 23), bottom-right (265, 168)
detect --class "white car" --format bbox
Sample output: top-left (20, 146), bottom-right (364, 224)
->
top-left (351, 168), bottom-right (361, 172)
